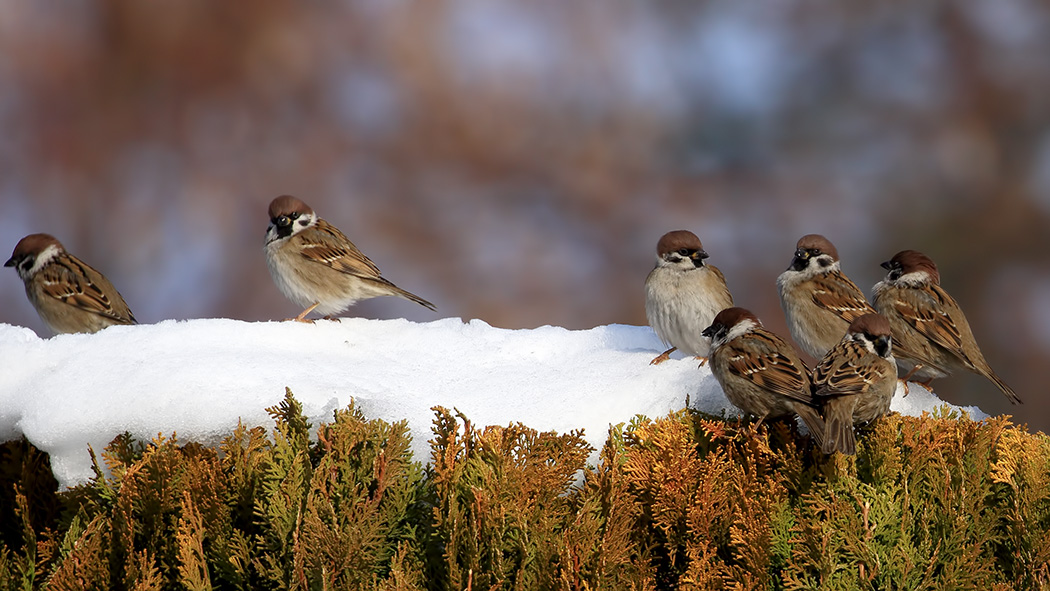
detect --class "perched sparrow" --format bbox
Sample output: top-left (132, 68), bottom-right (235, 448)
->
top-left (4, 233), bottom-right (137, 335)
top-left (777, 234), bottom-right (877, 359)
top-left (645, 230), bottom-right (733, 365)
top-left (812, 313), bottom-right (897, 455)
top-left (264, 195), bottom-right (436, 321)
top-left (872, 250), bottom-right (1020, 404)
top-left (702, 307), bottom-right (825, 446)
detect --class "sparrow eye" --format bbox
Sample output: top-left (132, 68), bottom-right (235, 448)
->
top-left (677, 248), bottom-right (690, 256)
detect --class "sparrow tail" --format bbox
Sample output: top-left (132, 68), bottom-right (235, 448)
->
top-left (985, 370), bottom-right (1022, 405)
top-left (793, 403), bottom-right (827, 450)
top-left (396, 287), bottom-right (437, 312)
top-left (820, 397), bottom-right (858, 455)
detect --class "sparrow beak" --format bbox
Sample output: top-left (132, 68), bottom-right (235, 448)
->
top-left (3, 256), bottom-right (15, 268)
top-left (880, 260), bottom-right (894, 271)
top-left (874, 335), bottom-right (891, 358)
top-left (788, 249), bottom-right (809, 272)
top-left (701, 324), bottom-right (716, 339)
top-left (690, 249), bottom-right (710, 267)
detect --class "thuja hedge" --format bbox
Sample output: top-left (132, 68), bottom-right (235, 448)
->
top-left (1, 389), bottom-right (1048, 590)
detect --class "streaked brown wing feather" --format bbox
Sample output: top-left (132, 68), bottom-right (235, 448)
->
top-left (297, 218), bottom-right (383, 278)
top-left (726, 330), bottom-right (812, 404)
top-left (708, 264), bottom-right (734, 306)
top-left (811, 273), bottom-right (876, 323)
top-left (892, 285), bottom-right (964, 353)
top-left (40, 255), bottom-right (136, 323)
top-left (813, 342), bottom-right (888, 399)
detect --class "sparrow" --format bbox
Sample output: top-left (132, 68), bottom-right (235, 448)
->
top-left (645, 230), bottom-right (733, 365)
top-left (811, 313), bottom-right (897, 455)
top-left (702, 307), bottom-right (825, 446)
top-left (4, 233), bottom-right (137, 335)
top-left (777, 234), bottom-right (877, 359)
top-left (872, 249), bottom-right (1020, 404)
top-left (264, 195), bottom-right (436, 322)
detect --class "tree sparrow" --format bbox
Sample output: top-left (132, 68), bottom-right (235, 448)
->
top-left (811, 313), bottom-right (897, 455)
top-left (264, 195), bottom-right (436, 322)
top-left (645, 230), bottom-right (733, 365)
top-left (4, 233), bottom-right (137, 335)
top-left (777, 234), bottom-right (877, 359)
top-left (872, 250), bottom-right (1020, 405)
top-left (702, 307), bottom-right (825, 446)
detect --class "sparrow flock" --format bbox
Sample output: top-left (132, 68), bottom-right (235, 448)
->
top-left (4, 205), bottom-right (1019, 455)
top-left (647, 230), bottom-right (1020, 455)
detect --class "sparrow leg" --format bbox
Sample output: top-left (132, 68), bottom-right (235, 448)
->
top-left (695, 356), bottom-right (708, 367)
top-left (649, 347), bottom-right (677, 365)
top-left (899, 364), bottom-right (925, 382)
top-left (286, 303), bottom-right (321, 323)
top-left (898, 364), bottom-right (926, 396)
top-left (751, 416), bottom-right (767, 433)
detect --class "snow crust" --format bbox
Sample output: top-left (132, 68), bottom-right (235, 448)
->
top-left (0, 318), bottom-right (985, 489)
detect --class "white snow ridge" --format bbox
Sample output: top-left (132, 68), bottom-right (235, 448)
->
top-left (0, 318), bottom-right (984, 489)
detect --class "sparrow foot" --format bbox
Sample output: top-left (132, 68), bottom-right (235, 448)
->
top-left (287, 303), bottom-right (321, 323)
top-left (649, 346), bottom-right (677, 366)
top-left (901, 378), bottom-right (934, 396)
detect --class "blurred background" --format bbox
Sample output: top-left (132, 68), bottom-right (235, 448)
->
top-left (1, 1), bottom-right (1048, 430)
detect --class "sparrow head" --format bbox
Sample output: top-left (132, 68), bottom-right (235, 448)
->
top-left (655, 230), bottom-right (709, 269)
top-left (266, 195), bottom-right (317, 243)
top-left (880, 250), bottom-right (940, 286)
top-left (788, 234), bottom-right (840, 273)
top-left (702, 306), bottom-right (761, 348)
top-left (848, 313), bottom-right (893, 358)
top-left (5, 233), bottom-right (65, 281)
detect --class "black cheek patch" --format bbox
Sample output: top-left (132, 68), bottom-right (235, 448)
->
top-left (818, 258), bottom-right (832, 268)
top-left (299, 219), bottom-right (310, 227)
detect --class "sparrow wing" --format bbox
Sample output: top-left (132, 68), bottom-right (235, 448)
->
top-left (294, 218), bottom-right (437, 311)
top-left (296, 218), bottom-right (385, 279)
top-left (708, 264), bottom-right (735, 306)
top-left (889, 284), bottom-right (966, 357)
top-left (811, 272), bottom-right (877, 323)
top-left (813, 341), bottom-right (891, 400)
top-left (39, 255), bottom-right (136, 324)
top-left (725, 329), bottom-right (812, 404)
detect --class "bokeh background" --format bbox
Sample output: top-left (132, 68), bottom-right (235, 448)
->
top-left (2, 1), bottom-right (1048, 431)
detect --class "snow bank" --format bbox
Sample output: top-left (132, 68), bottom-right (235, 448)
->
top-left (0, 318), bottom-right (985, 489)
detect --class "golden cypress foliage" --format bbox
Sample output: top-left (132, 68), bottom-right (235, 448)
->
top-left (1, 394), bottom-right (1049, 589)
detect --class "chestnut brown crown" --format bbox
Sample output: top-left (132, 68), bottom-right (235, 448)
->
top-left (795, 234), bottom-right (840, 262)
